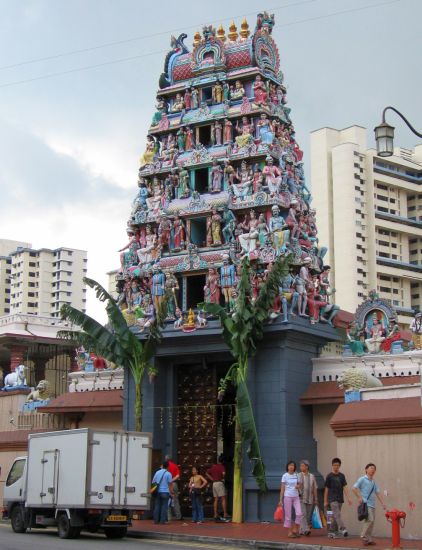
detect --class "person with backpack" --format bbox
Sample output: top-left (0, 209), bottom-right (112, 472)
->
top-left (353, 463), bottom-right (387, 546)
top-left (151, 461), bottom-right (173, 525)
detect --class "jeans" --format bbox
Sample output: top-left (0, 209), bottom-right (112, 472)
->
top-left (361, 506), bottom-right (375, 542)
top-left (283, 495), bottom-right (302, 528)
top-left (191, 491), bottom-right (204, 522)
top-left (168, 482), bottom-right (182, 520)
top-left (329, 501), bottom-right (346, 533)
top-left (154, 492), bottom-right (170, 524)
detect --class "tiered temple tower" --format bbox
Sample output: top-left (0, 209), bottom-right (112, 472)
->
top-left (120, 12), bottom-right (339, 520)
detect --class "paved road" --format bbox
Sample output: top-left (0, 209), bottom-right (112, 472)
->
top-left (0, 523), bottom-right (245, 550)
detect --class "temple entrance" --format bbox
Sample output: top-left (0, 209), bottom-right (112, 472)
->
top-left (176, 360), bottom-right (235, 518)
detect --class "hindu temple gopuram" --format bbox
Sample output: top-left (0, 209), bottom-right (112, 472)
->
top-left (119, 13), bottom-right (341, 520)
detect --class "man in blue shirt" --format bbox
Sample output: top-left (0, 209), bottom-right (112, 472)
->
top-left (353, 463), bottom-right (387, 546)
top-left (152, 461), bottom-right (174, 524)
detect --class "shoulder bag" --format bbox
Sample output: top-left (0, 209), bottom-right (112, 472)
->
top-left (357, 482), bottom-right (375, 521)
top-left (150, 470), bottom-right (167, 494)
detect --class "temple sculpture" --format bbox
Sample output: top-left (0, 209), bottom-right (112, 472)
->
top-left (116, 12), bottom-right (337, 327)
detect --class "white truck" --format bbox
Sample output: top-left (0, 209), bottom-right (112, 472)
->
top-left (2, 428), bottom-right (152, 539)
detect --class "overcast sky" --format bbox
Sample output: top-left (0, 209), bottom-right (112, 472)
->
top-left (0, 0), bottom-right (420, 322)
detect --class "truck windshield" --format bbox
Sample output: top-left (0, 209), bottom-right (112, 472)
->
top-left (6, 459), bottom-right (26, 486)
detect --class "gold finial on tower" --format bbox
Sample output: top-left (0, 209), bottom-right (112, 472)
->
top-left (193, 30), bottom-right (201, 46)
top-left (240, 18), bottom-right (250, 39)
top-left (228, 21), bottom-right (238, 42)
top-left (217, 23), bottom-right (226, 42)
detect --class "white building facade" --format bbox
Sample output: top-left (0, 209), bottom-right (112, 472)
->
top-left (0, 240), bottom-right (87, 318)
top-left (311, 126), bottom-right (422, 325)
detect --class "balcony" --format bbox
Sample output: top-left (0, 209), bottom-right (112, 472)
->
top-left (376, 256), bottom-right (422, 273)
top-left (375, 210), bottom-right (422, 229)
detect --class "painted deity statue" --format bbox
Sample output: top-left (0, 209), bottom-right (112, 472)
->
top-left (233, 160), bottom-right (253, 199)
top-left (140, 135), bottom-right (156, 167)
top-left (253, 74), bottom-right (268, 105)
top-left (365, 315), bottom-right (386, 353)
top-left (151, 96), bottom-right (167, 126)
top-left (294, 257), bottom-right (312, 317)
top-left (185, 126), bottom-right (194, 150)
top-left (223, 118), bottom-right (233, 143)
top-left (230, 80), bottom-right (245, 101)
top-left (204, 267), bottom-right (221, 305)
top-left (212, 80), bottom-right (223, 103)
top-left (238, 209), bottom-right (259, 256)
top-left (410, 312), bottom-right (422, 350)
top-left (207, 208), bottom-right (222, 246)
top-left (257, 213), bottom-right (268, 246)
top-left (132, 179), bottom-right (149, 215)
top-left (224, 160), bottom-right (236, 188)
top-left (137, 225), bottom-right (157, 266)
top-left (219, 256), bottom-right (236, 309)
top-left (184, 88), bottom-right (192, 110)
top-left (257, 113), bottom-right (274, 145)
top-left (191, 87), bottom-right (199, 109)
top-left (158, 214), bottom-right (172, 252)
top-left (210, 160), bottom-right (223, 193)
top-left (268, 205), bottom-right (289, 254)
top-left (146, 177), bottom-right (164, 213)
top-left (178, 166), bottom-right (190, 199)
top-left (278, 271), bottom-right (299, 322)
top-left (235, 116), bottom-right (253, 149)
top-left (214, 120), bottom-right (222, 146)
top-left (263, 155), bottom-right (282, 195)
top-left (222, 206), bottom-right (236, 243)
top-left (119, 231), bottom-right (139, 271)
top-left (176, 127), bottom-right (186, 151)
top-left (165, 273), bottom-right (179, 319)
top-left (172, 215), bottom-right (186, 251)
top-left (151, 265), bottom-right (166, 312)
top-left (171, 92), bottom-right (185, 112)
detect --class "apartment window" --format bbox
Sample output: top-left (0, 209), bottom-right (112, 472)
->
top-left (379, 252), bottom-right (390, 258)
top-left (28, 272), bottom-right (36, 277)
top-left (83, 259), bottom-right (88, 263)
top-left (410, 250), bottom-right (418, 255)
top-left (6, 269), bottom-right (11, 274)
top-left (29, 262), bottom-right (36, 267)
top-left (29, 252), bottom-right (37, 257)
top-left (411, 283), bottom-right (420, 288)
top-left (66, 292), bottom-right (71, 296)
top-left (391, 254), bottom-right (398, 260)
top-left (409, 239), bottom-right (418, 244)
top-left (412, 294), bottom-right (420, 299)
top-left (408, 206), bottom-right (416, 211)
top-left (377, 206), bottom-right (388, 213)
top-left (378, 240), bottom-right (389, 246)
top-left (67, 282), bottom-right (72, 286)
top-left (392, 289), bottom-right (399, 295)
top-left (377, 195), bottom-right (388, 202)
top-left (377, 184), bottom-right (388, 190)
top-left (380, 286), bottom-right (391, 293)
top-left (68, 251), bottom-right (73, 256)
top-left (28, 292), bottom-right (35, 297)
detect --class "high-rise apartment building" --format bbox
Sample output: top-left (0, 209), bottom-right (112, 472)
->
top-left (311, 126), bottom-right (422, 325)
top-left (0, 240), bottom-right (87, 317)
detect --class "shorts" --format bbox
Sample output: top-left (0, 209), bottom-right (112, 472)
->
top-left (212, 481), bottom-right (226, 498)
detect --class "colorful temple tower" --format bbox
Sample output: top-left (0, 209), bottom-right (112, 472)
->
top-left (120, 12), bottom-right (339, 519)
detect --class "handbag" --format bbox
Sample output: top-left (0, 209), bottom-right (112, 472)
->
top-left (357, 482), bottom-right (375, 521)
top-left (274, 504), bottom-right (283, 522)
top-left (150, 470), bottom-right (166, 494)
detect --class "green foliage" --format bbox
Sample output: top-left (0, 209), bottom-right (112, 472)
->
top-left (59, 277), bottom-right (167, 430)
top-left (199, 254), bottom-right (292, 493)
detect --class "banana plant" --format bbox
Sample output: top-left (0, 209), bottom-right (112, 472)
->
top-left (59, 277), bottom-right (167, 431)
top-left (199, 254), bottom-right (291, 523)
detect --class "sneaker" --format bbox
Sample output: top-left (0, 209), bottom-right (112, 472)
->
top-left (341, 529), bottom-right (349, 537)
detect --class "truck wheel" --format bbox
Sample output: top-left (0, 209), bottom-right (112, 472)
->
top-left (57, 514), bottom-right (80, 539)
top-left (11, 506), bottom-right (26, 534)
top-left (104, 526), bottom-right (127, 539)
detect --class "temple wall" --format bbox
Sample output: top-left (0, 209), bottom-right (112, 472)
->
top-left (337, 433), bottom-right (422, 540)
top-left (312, 404), bottom-right (338, 477)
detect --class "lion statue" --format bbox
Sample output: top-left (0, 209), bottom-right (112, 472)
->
top-left (338, 368), bottom-right (383, 391)
top-left (26, 380), bottom-right (51, 402)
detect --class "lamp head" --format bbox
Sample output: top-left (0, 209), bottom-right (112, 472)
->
top-left (374, 121), bottom-right (395, 157)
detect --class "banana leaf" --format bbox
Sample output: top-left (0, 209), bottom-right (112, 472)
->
top-left (236, 369), bottom-right (268, 492)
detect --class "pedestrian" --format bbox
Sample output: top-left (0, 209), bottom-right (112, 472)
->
top-left (164, 454), bottom-right (182, 520)
top-left (189, 466), bottom-right (208, 524)
top-left (352, 463), bottom-right (387, 546)
top-left (324, 457), bottom-right (352, 538)
top-left (297, 459), bottom-right (317, 536)
top-left (206, 455), bottom-right (230, 522)
top-left (152, 461), bottom-right (173, 525)
top-left (279, 460), bottom-right (302, 538)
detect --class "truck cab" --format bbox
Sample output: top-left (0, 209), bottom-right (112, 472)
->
top-left (3, 456), bottom-right (28, 532)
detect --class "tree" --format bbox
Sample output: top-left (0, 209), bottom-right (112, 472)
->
top-left (199, 255), bottom-right (291, 523)
top-left (59, 277), bottom-right (167, 431)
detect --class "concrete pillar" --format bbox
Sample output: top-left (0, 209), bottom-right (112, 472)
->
top-left (9, 344), bottom-right (27, 371)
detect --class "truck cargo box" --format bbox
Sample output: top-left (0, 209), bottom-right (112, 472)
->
top-left (25, 429), bottom-right (151, 509)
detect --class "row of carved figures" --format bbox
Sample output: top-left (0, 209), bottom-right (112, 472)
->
top-left (141, 116), bottom-right (297, 167)
top-left (120, 201), bottom-right (321, 272)
top-left (133, 157), bottom-right (309, 213)
top-left (118, 259), bottom-right (339, 329)
top-left (152, 75), bottom-right (286, 124)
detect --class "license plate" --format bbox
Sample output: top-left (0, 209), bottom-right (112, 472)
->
top-left (106, 515), bottom-right (127, 522)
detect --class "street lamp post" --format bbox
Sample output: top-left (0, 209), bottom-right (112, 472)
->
top-left (374, 107), bottom-right (422, 157)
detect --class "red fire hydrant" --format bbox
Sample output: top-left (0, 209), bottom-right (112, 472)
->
top-left (385, 508), bottom-right (406, 549)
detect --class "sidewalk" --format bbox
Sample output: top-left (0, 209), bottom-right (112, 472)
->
top-left (130, 519), bottom-right (421, 549)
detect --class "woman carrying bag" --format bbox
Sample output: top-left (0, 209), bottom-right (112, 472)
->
top-left (279, 461), bottom-right (303, 538)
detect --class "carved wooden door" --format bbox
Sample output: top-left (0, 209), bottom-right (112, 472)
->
top-left (176, 363), bottom-right (217, 517)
